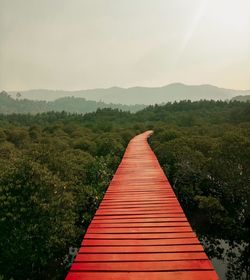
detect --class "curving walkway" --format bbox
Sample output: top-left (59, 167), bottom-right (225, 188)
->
top-left (66, 131), bottom-right (218, 280)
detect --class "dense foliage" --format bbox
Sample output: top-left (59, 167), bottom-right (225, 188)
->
top-left (145, 101), bottom-right (250, 279)
top-left (0, 111), bottom-right (143, 279)
top-left (0, 100), bottom-right (249, 279)
top-left (143, 101), bottom-right (250, 242)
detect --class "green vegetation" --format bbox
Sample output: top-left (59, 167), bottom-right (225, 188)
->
top-left (0, 111), bottom-right (143, 279)
top-left (143, 101), bottom-right (250, 279)
top-left (0, 100), bottom-right (249, 279)
top-left (146, 102), bottom-right (250, 239)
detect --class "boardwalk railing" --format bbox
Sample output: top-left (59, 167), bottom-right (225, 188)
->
top-left (66, 131), bottom-right (219, 280)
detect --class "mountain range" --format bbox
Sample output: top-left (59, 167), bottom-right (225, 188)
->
top-left (232, 95), bottom-right (250, 102)
top-left (0, 92), bottom-right (145, 114)
top-left (8, 83), bottom-right (250, 105)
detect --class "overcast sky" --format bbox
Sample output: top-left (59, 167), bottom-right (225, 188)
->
top-left (0, 0), bottom-right (249, 91)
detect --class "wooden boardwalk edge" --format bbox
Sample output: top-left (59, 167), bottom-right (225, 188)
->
top-left (65, 131), bottom-right (219, 280)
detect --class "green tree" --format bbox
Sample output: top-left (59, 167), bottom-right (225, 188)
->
top-left (0, 159), bottom-right (76, 279)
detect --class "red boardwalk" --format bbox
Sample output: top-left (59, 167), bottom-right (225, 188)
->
top-left (66, 131), bottom-right (219, 280)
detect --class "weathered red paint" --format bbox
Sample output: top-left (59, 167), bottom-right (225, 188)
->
top-left (65, 131), bottom-right (219, 280)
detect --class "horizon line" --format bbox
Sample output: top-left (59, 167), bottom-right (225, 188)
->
top-left (2, 82), bottom-right (250, 93)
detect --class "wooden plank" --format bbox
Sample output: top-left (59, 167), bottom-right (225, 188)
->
top-left (79, 244), bottom-right (204, 253)
top-left (89, 222), bottom-right (189, 228)
top-left (70, 260), bottom-right (213, 271)
top-left (99, 204), bottom-right (181, 209)
top-left (74, 252), bottom-right (209, 262)
top-left (93, 213), bottom-right (186, 219)
top-left (82, 237), bottom-right (200, 246)
top-left (96, 210), bottom-right (184, 215)
top-left (86, 227), bottom-right (193, 234)
top-left (92, 217), bottom-right (188, 223)
top-left (96, 210), bottom-right (185, 215)
top-left (98, 205), bottom-right (182, 210)
top-left (66, 271), bottom-right (218, 280)
top-left (84, 232), bottom-right (197, 239)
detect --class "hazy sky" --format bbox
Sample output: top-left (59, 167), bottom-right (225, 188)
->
top-left (0, 0), bottom-right (250, 91)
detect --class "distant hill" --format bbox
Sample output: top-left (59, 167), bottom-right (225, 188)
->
top-left (0, 91), bottom-right (145, 114)
top-left (8, 83), bottom-right (250, 105)
top-left (231, 95), bottom-right (250, 102)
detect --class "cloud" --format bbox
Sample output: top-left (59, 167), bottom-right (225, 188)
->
top-left (0, 0), bottom-right (249, 90)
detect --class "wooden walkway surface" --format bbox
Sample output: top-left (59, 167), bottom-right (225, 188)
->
top-left (66, 131), bottom-right (218, 280)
